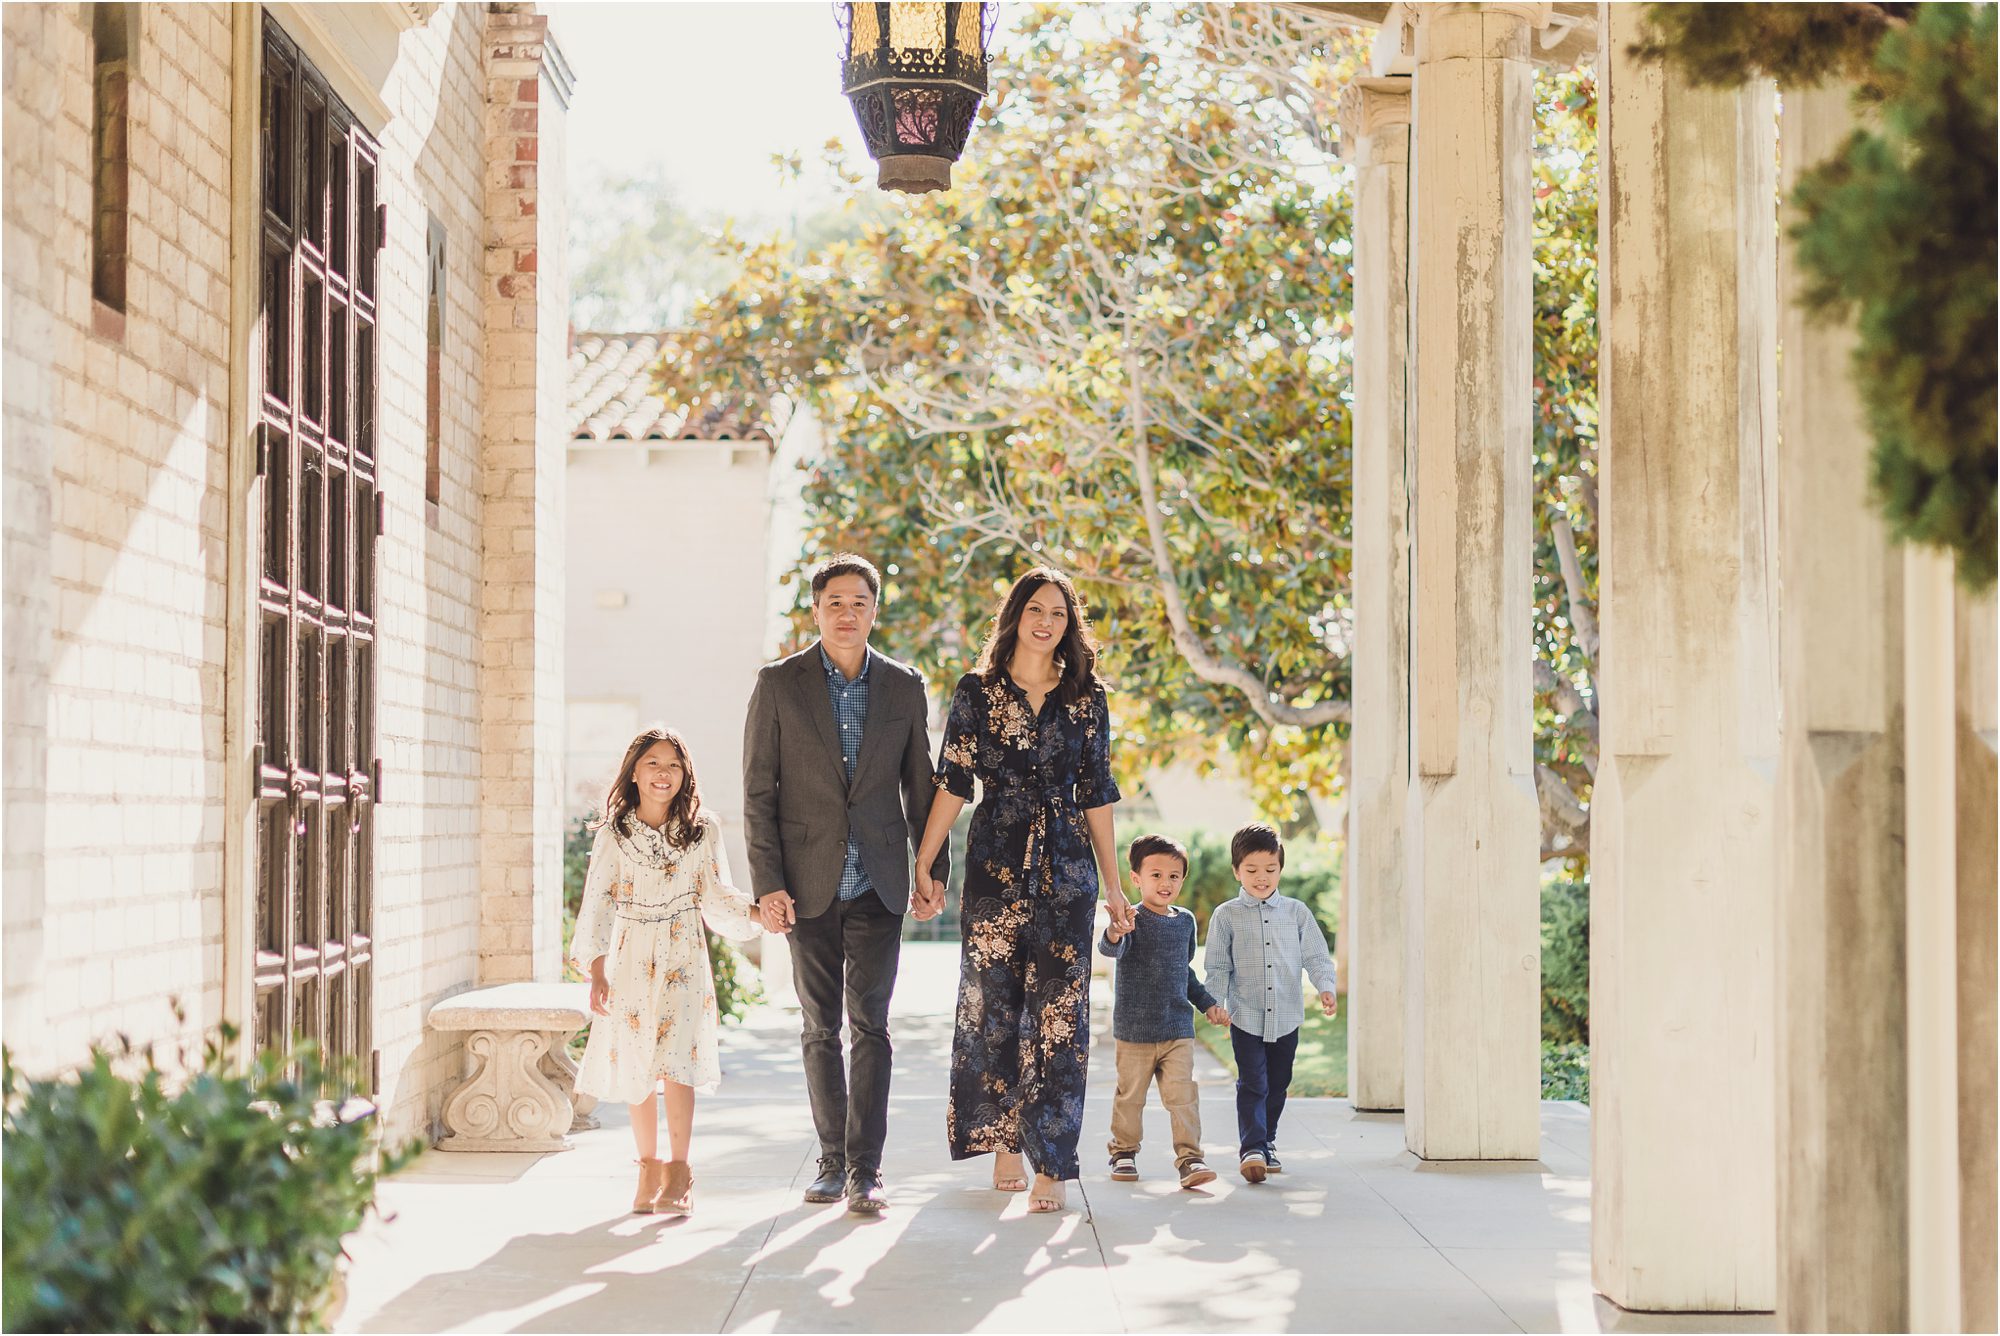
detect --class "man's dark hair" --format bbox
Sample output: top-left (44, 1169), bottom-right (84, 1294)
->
top-left (810, 553), bottom-right (882, 602)
top-left (1229, 822), bottom-right (1285, 870)
top-left (1127, 833), bottom-right (1189, 875)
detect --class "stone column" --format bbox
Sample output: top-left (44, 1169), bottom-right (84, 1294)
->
top-left (1905, 549), bottom-right (1961, 1333)
top-left (1954, 589), bottom-right (1998, 1332)
top-left (1774, 85), bottom-right (1909, 1333)
top-left (1402, 2), bottom-right (1543, 1161)
top-left (1590, 5), bottom-right (1777, 1309)
top-left (478, 6), bottom-right (573, 983)
top-left (1340, 74), bottom-right (1413, 1115)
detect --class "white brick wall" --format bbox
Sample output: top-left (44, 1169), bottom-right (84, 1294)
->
top-left (366, 2), bottom-right (495, 1144)
top-left (3, 3), bottom-right (234, 1068)
top-left (3, 4), bottom-right (571, 1147)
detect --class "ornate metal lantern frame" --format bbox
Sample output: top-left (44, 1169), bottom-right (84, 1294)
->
top-left (836, 2), bottom-right (997, 194)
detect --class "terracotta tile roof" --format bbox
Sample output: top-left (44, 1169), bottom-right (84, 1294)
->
top-left (567, 331), bottom-right (772, 443)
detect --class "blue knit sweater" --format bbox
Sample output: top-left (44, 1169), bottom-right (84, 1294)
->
top-left (1098, 905), bottom-right (1219, 1043)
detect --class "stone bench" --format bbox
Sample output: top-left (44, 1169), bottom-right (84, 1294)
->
top-left (428, 981), bottom-right (598, 1152)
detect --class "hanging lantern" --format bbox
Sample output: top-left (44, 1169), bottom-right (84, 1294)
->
top-left (836, 2), bottom-right (995, 195)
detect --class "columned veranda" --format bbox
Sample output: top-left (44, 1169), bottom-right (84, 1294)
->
top-left (1326, 1), bottom-right (1996, 1326)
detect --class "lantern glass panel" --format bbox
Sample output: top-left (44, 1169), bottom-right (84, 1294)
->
top-left (954, 3), bottom-right (986, 63)
top-left (894, 86), bottom-right (943, 146)
top-left (847, 1), bottom-right (878, 58)
top-left (889, 3), bottom-right (945, 56)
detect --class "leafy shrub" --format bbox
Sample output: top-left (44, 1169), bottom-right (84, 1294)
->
top-left (2, 1029), bottom-right (412, 1333)
top-left (1541, 1041), bottom-right (1591, 1103)
top-left (562, 816), bottom-right (761, 1023)
top-left (1540, 869), bottom-right (1590, 1046)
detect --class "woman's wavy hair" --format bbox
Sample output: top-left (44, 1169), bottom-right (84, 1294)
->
top-left (973, 566), bottom-right (1102, 708)
top-left (593, 725), bottom-right (703, 849)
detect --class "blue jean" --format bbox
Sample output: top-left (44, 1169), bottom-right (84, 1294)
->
top-left (1229, 1024), bottom-right (1299, 1156)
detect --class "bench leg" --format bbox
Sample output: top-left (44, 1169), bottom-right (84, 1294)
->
top-left (437, 1029), bottom-right (575, 1152)
top-left (538, 1031), bottom-right (600, 1131)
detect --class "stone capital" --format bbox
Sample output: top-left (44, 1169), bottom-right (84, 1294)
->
top-left (1337, 75), bottom-right (1413, 157)
top-left (1412, 2), bottom-right (1552, 63)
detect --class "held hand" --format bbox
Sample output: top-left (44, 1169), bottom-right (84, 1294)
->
top-left (1205, 1005), bottom-right (1231, 1027)
top-left (1319, 990), bottom-right (1338, 1018)
top-left (759, 890), bottom-right (797, 935)
top-left (588, 968), bottom-right (611, 1018)
top-left (910, 874), bottom-right (939, 922)
top-left (1104, 893), bottom-right (1136, 935)
top-left (1103, 917), bottom-right (1129, 944)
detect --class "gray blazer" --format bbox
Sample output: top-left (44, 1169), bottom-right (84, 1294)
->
top-left (741, 643), bottom-right (948, 919)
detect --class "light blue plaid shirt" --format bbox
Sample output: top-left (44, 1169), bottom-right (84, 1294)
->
top-left (820, 645), bottom-right (874, 903)
top-left (1202, 890), bottom-right (1338, 1041)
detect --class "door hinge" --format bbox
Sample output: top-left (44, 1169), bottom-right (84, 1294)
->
top-left (371, 756), bottom-right (384, 805)
top-left (370, 1047), bottom-right (381, 1096)
top-left (374, 490), bottom-right (387, 538)
top-left (375, 203), bottom-right (388, 252)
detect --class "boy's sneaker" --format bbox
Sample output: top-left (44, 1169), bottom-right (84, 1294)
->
top-left (1263, 1147), bottom-right (1283, 1175)
top-left (1177, 1158), bottom-right (1217, 1189)
top-left (1239, 1150), bottom-right (1268, 1183)
top-left (1109, 1152), bottom-right (1139, 1182)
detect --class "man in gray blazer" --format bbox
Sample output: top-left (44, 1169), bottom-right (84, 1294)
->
top-left (743, 553), bottom-right (948, 1214)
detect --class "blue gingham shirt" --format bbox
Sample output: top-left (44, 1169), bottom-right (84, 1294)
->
top-left (820, 645), bottom-right (874, 902)
top-left (1202, 890), bottom-right (1338, 1041)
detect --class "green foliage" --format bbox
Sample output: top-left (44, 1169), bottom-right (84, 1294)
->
top-left (561, 817), bottom-right (761, 1023)
top-left (705, 929), bottom-right (763, 1025)
top-left (2, 1030), bottom-right (413, 1333)
top-left (1790, 5), bottom-right (1997, 588)
top-left (1540, 870), bottom-right (1590, 1047)
top-left (1632, 3), bottom-right (1910, 89)
top-left (1637, 2), bottom-right (1998, 588)
top-left (668, 5), bottom-right (1604, 851)
top-left (667, 3), bottom-right (1368, 819)
top-left (1540, 1041), bottom-right (1591, 1104)
top-left (1532, 68), bottom-right (1602, 862)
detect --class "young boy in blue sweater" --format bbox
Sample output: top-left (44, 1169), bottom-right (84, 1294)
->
top-left (1099, 834), bottom-right (1231, 1189)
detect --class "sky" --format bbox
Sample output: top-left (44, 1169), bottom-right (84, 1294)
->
top-left (551, 1), bottom-right (873, 228)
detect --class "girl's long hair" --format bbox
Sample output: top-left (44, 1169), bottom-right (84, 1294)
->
top-left (973, 566), bottom-right (1101, 708)
top-left (593, 726), bottom-right (703, 849)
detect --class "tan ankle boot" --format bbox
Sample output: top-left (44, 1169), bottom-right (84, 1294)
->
top-left (632, 1157), bottom-right (668, 1214)
top-left (660, 1160), bottom-right (693, 1216)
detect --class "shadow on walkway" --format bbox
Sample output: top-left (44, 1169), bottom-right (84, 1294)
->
top-left (340, 943), bottom-right (1774, 1334)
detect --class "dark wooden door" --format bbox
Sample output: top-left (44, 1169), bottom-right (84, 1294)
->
top-left (255, 14), bottom-right (380, 1086)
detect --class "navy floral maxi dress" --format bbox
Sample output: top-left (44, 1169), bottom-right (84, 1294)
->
top-left (936, 671), bottom-right (1121, 1180)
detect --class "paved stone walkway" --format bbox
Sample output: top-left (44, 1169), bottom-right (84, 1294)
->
top-left (339, 944), bottom-right (1775, 1333)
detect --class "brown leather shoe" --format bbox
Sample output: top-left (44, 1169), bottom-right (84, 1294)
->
top-left (632, 1157), bottom-right (668, 1214)
top-left (659, 1160), bottom-right (693, 1215)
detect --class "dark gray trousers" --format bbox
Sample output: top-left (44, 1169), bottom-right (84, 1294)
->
top-left (789, 889), bottom-right (902, 1173)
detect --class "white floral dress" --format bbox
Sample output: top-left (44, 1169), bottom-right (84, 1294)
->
top-left (570, 811), bottom-right (759, 1103)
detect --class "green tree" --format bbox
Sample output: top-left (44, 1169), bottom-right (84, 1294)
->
top-left (569, 166), bottom-right (739, 330)
top-left (666, 5), bottom-right (1602, 849)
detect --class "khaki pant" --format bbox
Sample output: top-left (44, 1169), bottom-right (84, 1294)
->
top-left (1107, 1037), bottom-right (1204, 1167)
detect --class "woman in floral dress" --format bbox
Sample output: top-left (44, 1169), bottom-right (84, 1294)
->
top-left (912, 567), bottom-right (1133, 1214)
top-left (571, 726), bottom-right (759, 1216)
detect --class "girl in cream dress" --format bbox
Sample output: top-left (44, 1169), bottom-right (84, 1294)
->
top-left (570, 726), bottom-right (758, 1215)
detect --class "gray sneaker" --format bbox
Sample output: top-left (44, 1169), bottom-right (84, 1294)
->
top-left (1108, 1152), bottom-right (1139, 1182)
top-left (1239, 1150), bottom-right (1268, 1183)
top-left (1178, 1158), bottom-right (1217, 1189)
